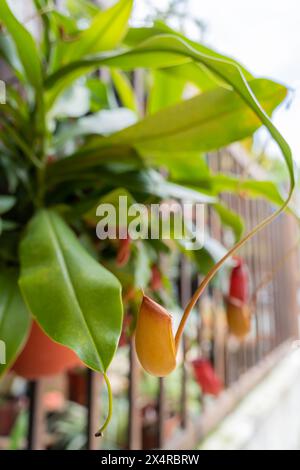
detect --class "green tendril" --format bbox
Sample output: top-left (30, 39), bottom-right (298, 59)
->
top-left (95, 373), bottom-right (113, 438)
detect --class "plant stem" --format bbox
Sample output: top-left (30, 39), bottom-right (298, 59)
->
top-left (174, 189), bottom-right (293, 352)
top-left (95, 373), bottom-right (113, 437)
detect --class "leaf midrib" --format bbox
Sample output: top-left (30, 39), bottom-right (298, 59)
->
top-left (71, 86), bottom-right (283, 159)
top-left (73, 0), bottom-right (131, 58)
top-left (44, 211), bottom-right (104, 372)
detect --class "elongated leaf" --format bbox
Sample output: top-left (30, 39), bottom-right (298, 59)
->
top-left (0, 0), bottom-right (42, 90)
top-left (0, 34), bottom-right (24, 81)
top-left (125, 22), bottom-right (253, 81)
top-left (0, 269), bottom-right (30, 376)
top-left (211, 174), bottom-right (287, 206)
top-left (46, 78), bottom-right (287, 182)
top-left (45, 32), bottom-right (294, 194)
top-left (177, 232), bottom-right (234, 276)
top-left (186, 174), bottom-right (300, 219)
top-left (66, 0), bottom-right (133, 61)
top-left (140, 150), bottom-right (211, 183)
top-left (54, 108), bottom-right (137, 148)
top-left (111, 69), bottom-right (138, 113)
top-left (46, 0), bottom-right (133, 107)
top-left (0, 195), bottom-right (16, 215)
top-left (66, 0), bottom-right (99, 18)
top-left (157, 62), bottom-right (223, 92)
top-left (213, 202), bottom-right (245, 241)
top-left (110, 79), bottom-right (286, 152)
top-left (19, 210), bottom-right (123, 373)
top-left (148, 69), bottom-right (185, 114)
top-left (84, 187), bottom-right (136, 227)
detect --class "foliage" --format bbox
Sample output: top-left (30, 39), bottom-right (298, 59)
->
top-left (0, 0), bottom-right (293, 394)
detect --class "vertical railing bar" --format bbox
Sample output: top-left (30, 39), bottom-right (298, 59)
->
top-left (264, 202), bottom-right (276, 351)
top-left (270, 216), bottom-right (281, 347)
top-left (128, 342), bottom-right (142, 450)
top-left (232, 159), bottom-right (248, 376)
top-left (256, 199), bottom-right (267, 357)
top-left (179, 256), bottom-right (192, 429)
top-left (157, 378), bottom-right (166, 449)
top-left (250, 199), bottom-right (262, 362)
top-left (126, 68), bottom-right (145, 450)
top-left (217, 151), bottom-right (231, 386)
top-left (86, 370), bottom-right (102, 450)
top-left (27, 380), bottom-right (45, 450)
top-left (263, 201), bottom-right (274, 354)
top-left (207, 152), bottom-right (227, 385)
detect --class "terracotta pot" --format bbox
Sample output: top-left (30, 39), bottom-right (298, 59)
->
top-left (12, 321), bottom-right (81, 379)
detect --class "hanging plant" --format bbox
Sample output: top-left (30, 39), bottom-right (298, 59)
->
top-left (192, 358), bottom-right (223, 397)
top-left (226, 297), bottom-right (251, 339)
top-left (229, 257), bottom-right (250, 303)
top-left (225, 257), bottom-right (251, 338)
top-left (0, 0), bottom-right (295, 437)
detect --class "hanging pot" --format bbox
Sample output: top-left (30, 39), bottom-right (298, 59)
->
top-left (192, 358), bottom-right (223, 396)
top-left (12, 321), bottom-right (81, 379)
top-left (229, 257), bottom-right (250, 303)
top-left (226, 297), bottom-right (251, 339)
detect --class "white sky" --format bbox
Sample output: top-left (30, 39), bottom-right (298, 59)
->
top-left (134, 0), bottom-right (300, 161)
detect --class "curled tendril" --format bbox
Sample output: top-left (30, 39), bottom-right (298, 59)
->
top-left (95, 373), bottom-right (113, 438)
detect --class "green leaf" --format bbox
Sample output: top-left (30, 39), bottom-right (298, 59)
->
top-left (19, 209), bottom-right (123, 373)
top-left (0, 269), bottom-right (31, 377)
top-left (0, 195), bottom-right (16, 215)
top-left (66, 0), bottom-right (100, 18)
top-left (159, 62), bottom-right (223, 92)
top-left (147, 69), bottom-right (185, 114)
top-left (0, 0), bottom-right (42, 90)
top-left (111, 78), bottom-right (286, 152)
top-left (46, 0), bottom-right (133, 107)
top-left (58, 0), bottom-right (133, 65)
top-left (111, 69), bottom-right (138, 113)
top-left (46, 79), bottom-right (286, 183)
top-left (142, 151), bottom-right (211, 183)
top-left (0, 34), bottom-right (24, 81)
top-left (125, 22), bottom-right (253, 81)
top-left (54, 108), bottom-right (137, 149)
top-left (83, 187), bottom-right (136, 227)
top-left (133, 243), bottom-right (152, 289)
top-left (177, 231), bottom-right (234, 276)
top-left (213, 202), bottom-right (245, 241)
top-left (211, 174), bottom-right (287, 207)
top-left (86, 78), bottom-right (112, 112)
top-left (0, 219), bottom-right (18, 235)
top-left (45, 32), bottom-right (294, 194)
